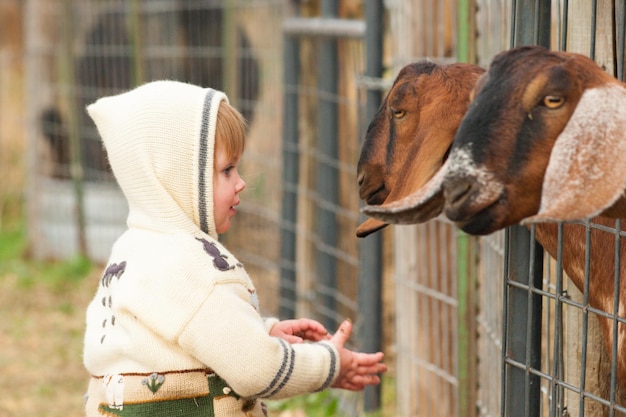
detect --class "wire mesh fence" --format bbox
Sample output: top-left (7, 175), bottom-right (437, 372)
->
top-left (25, 0), bottom-right (275, 261)
top-left (21, 0), bottom-right (371, 414)
top-left (500, 2), bottom-right (626, 416)
top-left (5, 0), bottom-right (626, 416)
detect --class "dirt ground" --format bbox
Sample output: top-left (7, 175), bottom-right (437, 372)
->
top-left (0, 268), bottom-right (97, 416)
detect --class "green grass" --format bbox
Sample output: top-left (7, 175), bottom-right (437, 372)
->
top-left (267, 376), bottom-right (396, 417)
top-left (0, 203), bottom-right (98, 417)
top-left (268, 390), bottom-right (342, 416)
top-left (0, 217), bottom-right (93, 292)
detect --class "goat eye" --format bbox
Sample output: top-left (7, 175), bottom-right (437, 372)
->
top-left (392, 109), bottom-right (406, 119)
top-left (542, 95), bottom-right (564, 109)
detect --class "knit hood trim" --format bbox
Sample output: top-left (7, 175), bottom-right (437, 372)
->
top-left (87, 81), bottom-right (227, 240)
top-left (198, 88), bottom-right (216, 235)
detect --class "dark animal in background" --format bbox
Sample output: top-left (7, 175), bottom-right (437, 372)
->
top-left (179, 7), bottom-right (260, 124)
top-left (40, 108), bottom-right (71, 178)
top-left (40, 9), bottom-right (131, 180)
top-left (41, 5), bottom-right (260, 180)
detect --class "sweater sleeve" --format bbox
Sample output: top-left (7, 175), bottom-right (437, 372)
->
top-left (264, 317), bottom-right (280, 334)
top-left (178, 280), bottom-right (340, 399)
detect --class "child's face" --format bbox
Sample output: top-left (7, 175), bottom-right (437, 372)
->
top-left (213, 148), bottom-right (246, 234)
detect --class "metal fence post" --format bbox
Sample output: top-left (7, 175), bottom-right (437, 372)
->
top-left (457, 3), bottom-right (478, 414)
top-left (61, 0), bottom-right (87, 257)
top-left (502, 2), bottom-right (550, 416)
top-left (315, 0), bottom-right (340, 330)
top-left (280, 10), bottom-right (300, 320)
top-left (457, 231), bottom-right (478, 417)
top-left (359, 0), bottom-right (384, 412)
top-left (502, 225), bottom-right (543, 417)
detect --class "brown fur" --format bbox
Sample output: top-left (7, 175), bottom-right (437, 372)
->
top-left (535, 220), bottom-right (626, 387)
top-left (357, 46), bottom-right (626, 386)
top-left (440, 47), bottom-right (626, 382)
top-left (442, 47), bottom-right (623, 234)
top-left (356, 61), bottom-right (484, 237)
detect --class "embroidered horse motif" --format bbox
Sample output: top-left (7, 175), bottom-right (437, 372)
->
top-left (102, 261), bottom-right (127, 287)
top-left (196, 238), bottom-right (234, 271)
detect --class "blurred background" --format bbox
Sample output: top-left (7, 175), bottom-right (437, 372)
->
top-left (1, 0), bottom-right (624, 416)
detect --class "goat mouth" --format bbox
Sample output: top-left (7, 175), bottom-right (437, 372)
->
top-left (454, 208), bottom-right (500, 235)
top-left (444, 184), bottom-right (506, 231)
top-left (360, 184), bottom-right (388, 205)
top-left (357, 145), bottom-right (453, 237)
top-left (449, 195), bottom-right (511, 235)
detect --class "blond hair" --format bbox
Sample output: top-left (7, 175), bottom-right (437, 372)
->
top-left (215, 101), bottom-right (247, 169)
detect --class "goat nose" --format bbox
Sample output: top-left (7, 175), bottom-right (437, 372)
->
top-left (443, 177), bottom-right (474, 209)
top-left (357, 171), bottom-right (364, 187)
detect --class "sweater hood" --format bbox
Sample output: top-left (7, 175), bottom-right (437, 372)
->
top-left (87, 81), bottom-right (227, 239)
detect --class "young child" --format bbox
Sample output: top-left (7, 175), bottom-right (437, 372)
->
top-left (83, 80), bottom-right (386, 416)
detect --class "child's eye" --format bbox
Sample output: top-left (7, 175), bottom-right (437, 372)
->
top-left (223, 166), bottom-right (233, 176)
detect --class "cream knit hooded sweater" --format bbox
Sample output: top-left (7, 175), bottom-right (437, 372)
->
top-left (83, 81), bottom-right (339, 412)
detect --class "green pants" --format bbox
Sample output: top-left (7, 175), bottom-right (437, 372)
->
top-left (85, 370), bottom-right (267, 417)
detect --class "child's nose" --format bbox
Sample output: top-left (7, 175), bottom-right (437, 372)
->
top-left (237, 177), bottom-right (246, 192)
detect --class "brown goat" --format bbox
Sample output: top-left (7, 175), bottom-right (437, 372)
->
top-left (441, 46), bottom-right (626, 233)
top-left (359, 45), bottom-right (626, 387)
top-left (442, 45), bottom-right (626, 388)
top-left (356, 60), bottom-right (485, 237)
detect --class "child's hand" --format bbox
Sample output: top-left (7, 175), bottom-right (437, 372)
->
top-left (329, 319), bottom-right (387, 391)
top-left (270, 318), bottom-right (331, 344)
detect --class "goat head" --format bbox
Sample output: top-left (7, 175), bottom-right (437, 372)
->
top-left (357, 61), bottom-right (484, 237)
top-left (439, 45), bottom-right (626, 234)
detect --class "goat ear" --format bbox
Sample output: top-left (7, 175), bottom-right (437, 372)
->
top-left (361, 159), bottom-right (447, 224)
top-left (524, 84), bottom-right (626, 223)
